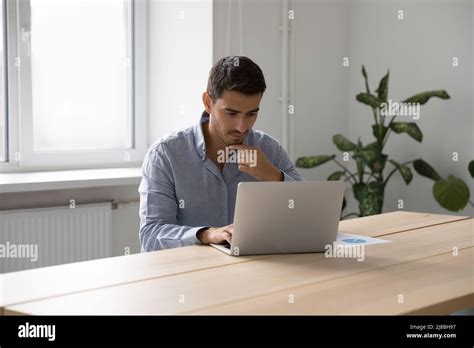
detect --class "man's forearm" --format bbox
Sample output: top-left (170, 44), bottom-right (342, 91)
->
top-left (139, 222), bottom-right (206, 252)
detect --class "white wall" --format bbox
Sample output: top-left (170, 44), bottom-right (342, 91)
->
top-left (212, 0), bottom-right (473, 217)
top-left (148, 0), bottom-right (213, 144)
top-left (213, 0), bottom-right (284, 144)
top-left (213, 0), bottom-right (351, 179)
top-left (291, 0), bottom-right (351, 182)
top-left (347, 0), bottom-right (473, 216)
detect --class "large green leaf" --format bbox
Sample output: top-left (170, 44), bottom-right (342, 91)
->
top-left (296, 155), bottom-right (335, 168)
top-left (402, 90), bottom-right (450, 105)
top-left (375, 70), bottom-right (389, 101)
top-left (356, 93), bottom-right (384, 109)
top-left (390, 122), bottom-right (423, 142)
top-left (433, 175), bottom-right (470, 212)
top-left (333, 134), bottom-right (356, 151)
top-left (469, 160), bottom-right (474, 178)
top-left (353, 181), bottom-right (384, 217)
top-left (388, 159), bottom-right (413, 185)
top-left (413, 159), bottom-right (441, 181)
top-left (353, 149), bottom-right (377, 165)
top-left (364, 141), bottom-right (381, 152)
top-left (327, 171), bottom-right (344, 181)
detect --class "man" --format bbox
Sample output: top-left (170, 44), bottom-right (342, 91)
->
top-left (138, 56), bottom-right (303, 252)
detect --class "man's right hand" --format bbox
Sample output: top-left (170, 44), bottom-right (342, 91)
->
top-left (197, 224), bottom-right (233, 245)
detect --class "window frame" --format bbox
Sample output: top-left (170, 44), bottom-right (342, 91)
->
top-left (0, 0), bottom-right (9, 164)
top-left (0, 0), bottom-right (148, 172)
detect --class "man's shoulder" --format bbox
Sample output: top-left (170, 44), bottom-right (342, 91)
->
top-left (148, 125), bottom-right (195, 158)
top-left (251, 128), bottom-right (282, 149)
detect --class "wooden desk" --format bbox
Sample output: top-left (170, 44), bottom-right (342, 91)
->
top-left (1, 211), bottom-right (472, 315)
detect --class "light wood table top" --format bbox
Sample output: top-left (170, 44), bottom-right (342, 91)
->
top-left (2, 211), bottom-right (472, 315)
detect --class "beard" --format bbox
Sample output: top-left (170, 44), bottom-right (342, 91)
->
top-left (210, 117), bottom-right (246, 146)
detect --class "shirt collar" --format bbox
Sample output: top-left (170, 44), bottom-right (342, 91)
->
top-left (193, 110), bottom-right (254, 162)
top-left (193, 111), bottom-right (209, 161)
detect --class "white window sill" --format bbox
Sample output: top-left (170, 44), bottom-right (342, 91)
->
top-left (0, 167), bottom-right (142, 194)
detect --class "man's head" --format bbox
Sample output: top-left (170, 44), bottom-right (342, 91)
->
top-left (202, 56), bottom-right (267, 146)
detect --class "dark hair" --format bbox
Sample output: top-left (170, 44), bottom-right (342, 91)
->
top-left (207, 56), bottom-right (267, 103)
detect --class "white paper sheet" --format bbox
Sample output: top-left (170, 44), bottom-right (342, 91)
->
top-left (335, 232), bottom-right (391, 246)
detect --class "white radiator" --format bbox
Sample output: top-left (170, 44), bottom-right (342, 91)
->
top-left (0, 202), bottom-right (112, 273)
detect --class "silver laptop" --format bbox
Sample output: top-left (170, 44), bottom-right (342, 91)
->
top-left (210, 181), bottom-right (345, 256)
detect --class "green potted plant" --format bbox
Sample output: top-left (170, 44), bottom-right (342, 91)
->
top-left (296, 66), bottom-right (470, 218)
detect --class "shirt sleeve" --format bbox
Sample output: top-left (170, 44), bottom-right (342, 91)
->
top-left (138, 143), bottom-right (209, 252)
top-left (272, 141), bottom-right (304, 182)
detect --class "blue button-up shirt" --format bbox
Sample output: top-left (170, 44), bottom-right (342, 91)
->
top-left (138, 113), bottom-right (304, 252)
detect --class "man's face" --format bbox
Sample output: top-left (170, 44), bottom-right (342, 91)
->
top-left (204, 90), bottom-right (262, 146)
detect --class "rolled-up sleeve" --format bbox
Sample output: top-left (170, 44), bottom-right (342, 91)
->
top-left (138, 144), bottom-right (208, 252)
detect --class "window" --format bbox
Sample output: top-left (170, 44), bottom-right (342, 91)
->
top-left (1, 0), bottom-right (147, 170)
top-left (30, 0), bottom-right (133, 151)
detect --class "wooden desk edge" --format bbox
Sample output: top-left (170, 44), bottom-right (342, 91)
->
top-left (406, 293), bottom-right (474, 315)
top-left (3, 308), bottom-right (26, 316)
